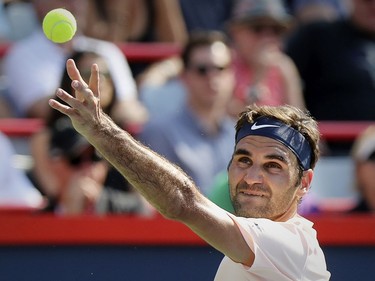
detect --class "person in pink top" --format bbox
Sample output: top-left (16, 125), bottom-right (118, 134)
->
top-left (49, 57), bottom-right (330, 279)
top-left (227, 0), bottom-right (305, 117)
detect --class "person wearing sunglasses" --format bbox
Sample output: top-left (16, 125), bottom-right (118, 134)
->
top-left (139, 30), bottom-right (236, 196)
top-left (226, 0), bottom-right (305, 118)
top-left (43, 117), bottom-right (152, 216)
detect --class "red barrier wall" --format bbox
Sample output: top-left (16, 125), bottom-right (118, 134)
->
top-left (0, 212), bottom-right (374, 246)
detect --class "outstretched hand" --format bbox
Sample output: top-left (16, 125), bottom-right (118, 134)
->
top-left (49, 59), bottom-right (103, 137)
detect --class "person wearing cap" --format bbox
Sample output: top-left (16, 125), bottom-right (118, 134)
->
top-left (49, 58), bottom-right (330, 279)
top-left (349, 125), bottom-right (375, 213)
top-left (226, 0), bottom-right (305, 118)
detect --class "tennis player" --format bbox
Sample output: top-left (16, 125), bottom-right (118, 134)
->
top-left (49, 59), bottom-right (330, 280)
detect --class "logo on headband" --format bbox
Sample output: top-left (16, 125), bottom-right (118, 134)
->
top-left (235, 116), bottom-right (313, 170)
top-left (251, 122), bottom-right (280, 130)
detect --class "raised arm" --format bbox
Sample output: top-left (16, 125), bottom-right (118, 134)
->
top-left (48, 59), bottom-right (253, 266)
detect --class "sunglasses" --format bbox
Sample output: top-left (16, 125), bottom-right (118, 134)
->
top-left (68, 149), bottom-right (102, 167)
top-left (249, 24), bottom-right (285, 35)
top-left (189, 64), bottom-right (229, 76)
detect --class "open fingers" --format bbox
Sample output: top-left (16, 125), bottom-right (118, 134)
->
top-left (67, 59), bottom-right (88, 103)
top-left (49, 98), bottom-right (74, 116)
top-left (88, 63), bottom-right (100, 99)
top-left (50, 88), bottom-right (82, 113)
top-left (66, 59), bottom-right (88, 87)
top-left (67, 59), bottom-right (100, 100)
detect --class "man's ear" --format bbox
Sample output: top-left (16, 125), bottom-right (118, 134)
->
top-left (298, 169), bottom-right (313, 196)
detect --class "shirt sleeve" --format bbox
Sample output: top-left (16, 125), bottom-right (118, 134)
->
top-left (227, 213), bottom-right (306, 279)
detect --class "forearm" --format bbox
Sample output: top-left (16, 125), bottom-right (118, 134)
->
top-left (86, 113), bottom-right (198, 219)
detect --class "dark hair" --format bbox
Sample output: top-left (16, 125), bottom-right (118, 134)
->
top-left (181, 30), bottom-right (230, 68)
top-left (235, 104), bottom-right (320, 169)
top-left (47, 51), bottom-right (117, 127)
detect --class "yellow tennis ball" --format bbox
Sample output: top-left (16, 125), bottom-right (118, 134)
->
top-left (42, 8), bottom-right (77, 43)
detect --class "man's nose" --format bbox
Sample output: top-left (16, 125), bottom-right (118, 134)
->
top-left (243, 165), bottom-right (264, 185)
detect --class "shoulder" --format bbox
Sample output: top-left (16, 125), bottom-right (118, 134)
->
top-left (230, 216), bottom-right (312, 272)
top-left (231, 215), bottom-right (316, 248)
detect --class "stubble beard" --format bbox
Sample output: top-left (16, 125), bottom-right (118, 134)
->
top-left (231, 181), bottom-right (298, 219)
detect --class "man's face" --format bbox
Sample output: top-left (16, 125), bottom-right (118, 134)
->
top-left (230, 19), bottom-right (285, 64)
top-left (183, 42), bottom-right (234, 108)
top-left (228, 135), bottom-right (307, 220)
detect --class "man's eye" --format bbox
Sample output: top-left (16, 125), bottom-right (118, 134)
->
top-left (265, 162), bottom-right (282, 169)
top-left (238, 157), bottom-right (251, 165)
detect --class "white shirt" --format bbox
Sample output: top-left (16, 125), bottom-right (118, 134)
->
top-left (0, 132), bottom-right (44, 207)
top-left (3, 29), bottom-right (137, 116)
top-left (214, 214), bottom-right (331, 281)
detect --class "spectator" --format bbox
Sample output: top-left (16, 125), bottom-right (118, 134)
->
top-left (349, 125), bottom-right (375, 213)
top-left (141, 0), bottom-right (306, 121)
top-left (0, 131), bottom-right (44, 208)
top-left (285, 0), bottom-right (375, 122)
top-left (139, 31), bottom-right (236, 195)
top-left (1, 0), bottom-right (146, 124)
top-left (42, 117), bottom-right (152, 216)
top-left (226, 0), bottom-right (305, 118)
top-left (84, 0), bottom-right (187, 80)
top-left (29, 50), bottom-right (147, 209)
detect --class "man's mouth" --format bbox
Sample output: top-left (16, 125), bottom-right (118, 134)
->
top-left (239, 190), bottom-right (266, 197)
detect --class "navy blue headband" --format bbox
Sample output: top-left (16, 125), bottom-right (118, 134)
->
top-left (235, 116), bottom-right (312, 170)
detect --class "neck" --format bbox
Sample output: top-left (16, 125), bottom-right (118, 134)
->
top-left (272, 197), bottom-right (299, 222)
top-left (187, 99), bottom-right (227, 135)
top-left (194, 108), bottom-right (224, 135)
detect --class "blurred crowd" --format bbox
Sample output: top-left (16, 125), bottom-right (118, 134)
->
top-left (0, 0), bottom-right (374, 216)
